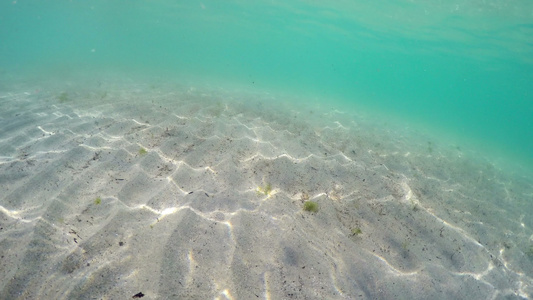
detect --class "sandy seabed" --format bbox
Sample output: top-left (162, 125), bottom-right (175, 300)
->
top-left (0, 77), bottom-right (532, 300)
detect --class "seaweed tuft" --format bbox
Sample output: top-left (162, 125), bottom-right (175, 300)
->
top-left (303, 201), bottom-right (319, 213)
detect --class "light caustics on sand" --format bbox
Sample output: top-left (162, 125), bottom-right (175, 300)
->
top-left (0, 86), bottom-right (532, 299)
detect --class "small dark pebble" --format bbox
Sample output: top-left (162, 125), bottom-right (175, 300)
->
top-left (132, 292), bottom-right (144, 298)
top-left (119, 242), bottom-right (124, 246)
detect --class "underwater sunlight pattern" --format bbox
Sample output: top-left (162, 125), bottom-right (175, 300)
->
top-left (1, 1), bottom-right (532, 299)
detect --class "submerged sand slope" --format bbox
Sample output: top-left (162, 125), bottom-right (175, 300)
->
top-left (0, 81), bottom-right (532, 299)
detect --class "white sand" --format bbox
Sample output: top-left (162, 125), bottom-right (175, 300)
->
top-left (0, 77), bottom-right (532, 299)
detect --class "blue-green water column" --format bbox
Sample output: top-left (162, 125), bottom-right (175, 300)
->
top-left (1, 0), bottom-right (531, 170)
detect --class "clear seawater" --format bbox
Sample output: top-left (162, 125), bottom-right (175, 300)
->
top-left (1, 0), bottom-right (532, 173)
top-left (2, 1), bottom-right (533, 299)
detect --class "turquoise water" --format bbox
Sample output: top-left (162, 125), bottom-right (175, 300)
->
top-left (1, 0), bottom-right (532, 168)
top-left (2, 2), bottom-right (533, 298)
